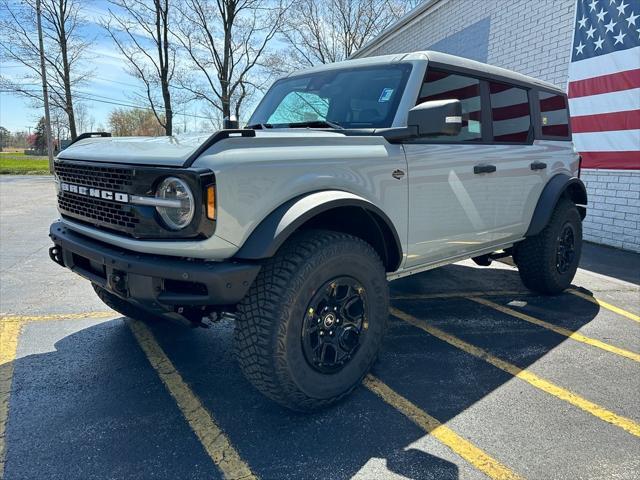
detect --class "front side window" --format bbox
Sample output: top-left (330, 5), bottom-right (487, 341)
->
top-left (538, 91), bottom-right (570, 138)
top-left (417, 69), bottom-right (482, 142)
top-left (489, 81), bottom-right (531, 143)
top-left (249, 64), bottom-right (412, 129)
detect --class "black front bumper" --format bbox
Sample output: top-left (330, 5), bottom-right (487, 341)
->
top-left (49, 221), bottom-right (260, 315)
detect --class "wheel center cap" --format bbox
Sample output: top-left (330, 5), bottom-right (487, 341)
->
top-left (323, 312), bottom-right (336, 328)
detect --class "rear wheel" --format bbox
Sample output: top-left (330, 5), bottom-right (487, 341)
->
top-left (93, 284), bottom-right (160, 322)
top-left (514, 198), bottom-right (582, 294)
top-left (233, 230), bottom-right (389, 411)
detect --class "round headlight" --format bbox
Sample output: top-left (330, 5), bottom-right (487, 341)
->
top-left (155, 177), bottom-right (195, 230)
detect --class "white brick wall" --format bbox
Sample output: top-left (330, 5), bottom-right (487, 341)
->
top-left (363, 0), bottom-right (576, 89)
top-left (357, 0), bottom-right (640, 253)
top-left (581, 169), bottom-right (640, 253)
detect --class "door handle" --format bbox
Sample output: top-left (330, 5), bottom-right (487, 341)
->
top-left (530, 161), bottom-right (547, 171)
top-left (474, 164), bottom-right (496, 174)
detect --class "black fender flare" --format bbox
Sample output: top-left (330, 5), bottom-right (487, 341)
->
top-left (234, 190), bottom-right (403, 270)
top-left (526, 174), bottom-right (588, 237)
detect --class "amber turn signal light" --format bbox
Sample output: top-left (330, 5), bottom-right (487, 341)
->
top-left (206, 185), bottom-right (216, 220)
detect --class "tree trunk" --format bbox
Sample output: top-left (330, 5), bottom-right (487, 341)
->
top-left (162, 84), bottom-right (172, 135)
top-left (221, 2), bottom-right (234, 121)
top-left (158, 0), bottom-right (172, 136)
top-left (58, 0), bottom-right (77, 139)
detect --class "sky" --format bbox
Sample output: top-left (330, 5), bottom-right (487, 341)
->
top-left (0, 0), bottom-right (257, 135)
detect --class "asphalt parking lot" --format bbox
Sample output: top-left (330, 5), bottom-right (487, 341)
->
top-left (1, 175), bottom-right (639, 480)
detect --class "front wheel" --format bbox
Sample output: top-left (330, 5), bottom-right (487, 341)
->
top-left (233, 230), bottom-right (389, 411)
top-left (514, 198), bottom-right (582, 294)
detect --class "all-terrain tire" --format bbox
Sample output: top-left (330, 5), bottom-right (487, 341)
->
top-left (234, 229), bottom-right (389, 411)
top-left (514, 198), bottom-right (582, 294)
top-left (93, 283), bottom-right (160, 322)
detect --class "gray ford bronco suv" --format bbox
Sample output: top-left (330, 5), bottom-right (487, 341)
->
top-left (49, 51), bottom-right (586, 411)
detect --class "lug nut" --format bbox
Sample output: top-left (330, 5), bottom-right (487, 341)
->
top-left (329, 330), bottom-right (334, 336)
top-left (319, 331), bottom-right (324, 336)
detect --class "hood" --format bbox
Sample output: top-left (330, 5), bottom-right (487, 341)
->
top-left (56, 130), bottom-right (348, 167)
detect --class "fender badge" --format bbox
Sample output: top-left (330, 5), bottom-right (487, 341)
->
top-left (392, 169), bottom-right (405, 180)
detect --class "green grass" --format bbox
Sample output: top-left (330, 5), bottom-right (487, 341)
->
top-left (0, 152), bottom-right (51, 175)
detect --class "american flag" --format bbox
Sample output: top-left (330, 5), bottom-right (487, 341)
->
top-left (568, 0), bottom-right (640, 169)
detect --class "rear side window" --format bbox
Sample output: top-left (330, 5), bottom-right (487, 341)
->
top-left (417, 70), bottom-right (482, 142)
top-left (489, 81), bottom-right (531, 143)
top-left (538, 91), bottom-right (570, 138)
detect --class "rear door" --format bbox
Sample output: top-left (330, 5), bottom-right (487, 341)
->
top-left (482, 80), bottom-right (544, 242)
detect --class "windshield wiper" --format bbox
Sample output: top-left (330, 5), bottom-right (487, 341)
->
top-left (246, 120), bottom-right (345, 130)
top-left (246, 123), bottom-right (275, 130)
top-left (285, 120), bottom-right (344, 130)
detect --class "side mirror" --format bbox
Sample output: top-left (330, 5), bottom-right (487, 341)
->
top-left (407, 99), bottom-right (462, 137)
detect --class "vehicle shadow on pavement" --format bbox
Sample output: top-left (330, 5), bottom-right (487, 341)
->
top-left (4, 264), bottom-right (601, 480)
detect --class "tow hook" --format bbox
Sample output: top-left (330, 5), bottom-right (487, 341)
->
top-left (48, 246), bottom-right (65, 267)
top-left (109, 270), bottom-right (128, 297)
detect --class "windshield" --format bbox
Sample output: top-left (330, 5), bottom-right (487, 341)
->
top-left (248, 64), bottom-right (412, 129)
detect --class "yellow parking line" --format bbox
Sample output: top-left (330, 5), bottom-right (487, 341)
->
top-left (364, 375), bottom-right (523, 480)
top-left (391, 291), bottom-right (527, 300)
top-left (127, 320), bottom-right (256, 480)
top-left (0, 312), bottom-right (115, 323)
top-left (390, 307), bottom-right (640, 438)
top-left (568, 289), bottom-right (640, 324)
top-left (0, 320), bottom-right (22, 480)
top-left (470, 297), bottom-right (640, 363)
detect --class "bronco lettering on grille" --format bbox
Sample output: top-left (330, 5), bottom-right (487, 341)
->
top-left (60, 182), bottom-right (129, 203)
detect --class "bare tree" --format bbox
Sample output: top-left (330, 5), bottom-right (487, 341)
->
top-left (174, 0), bottom-right (287, 123)
top-left (278, 0), bottom-right (413, 70)
top-left (0, 0), bottom-right (93, 140)
top-left (74, 101), bottom-right (89, 133)
top-left (50, 105), bottom-right (70, 150)
top-left (103, 0), bottom-right (176, 135)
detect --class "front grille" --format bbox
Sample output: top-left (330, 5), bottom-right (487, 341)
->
top-left (55, 162), bottom-right (133, 191)
top-left (54, 159), bottom-right (214, 239)
top-left (58, 193), bottom-right (139, 229)
top-left (55, 161), bottom-right (142, 236)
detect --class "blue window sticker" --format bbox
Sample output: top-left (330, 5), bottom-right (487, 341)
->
top-left (378, 88), bottom-right (394, 103)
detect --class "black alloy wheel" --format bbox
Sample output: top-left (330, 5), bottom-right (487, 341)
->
top-left (302, 277), bottom-right (368, 373)
top-left (556, 222), bottom-right (576, 275)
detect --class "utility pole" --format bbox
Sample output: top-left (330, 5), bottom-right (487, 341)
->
top-left (36, 0), bottom-right (55, 172)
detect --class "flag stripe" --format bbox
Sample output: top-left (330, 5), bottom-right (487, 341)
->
top-left (569, 88), bottom-right (640, 116)
top-left (581, 152), bottom-right (640, 169)
top-left (568, 68), bottom-right (640, 98)
top-left (541, 95), bottom-right (567, 112)
top-left (568, 46), bottom-right (640, 81)
top-left (491, 102), bottom-right (530, 121)
top-left (571, 110), bottom-right (640, 133)
top-left (542, 125), bottom-right (571, 137)
top-left (573, 129), bottom-right (640, 152)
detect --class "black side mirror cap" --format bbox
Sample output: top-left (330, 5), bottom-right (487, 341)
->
top-left (408, 99), bottom-right (462, 137)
